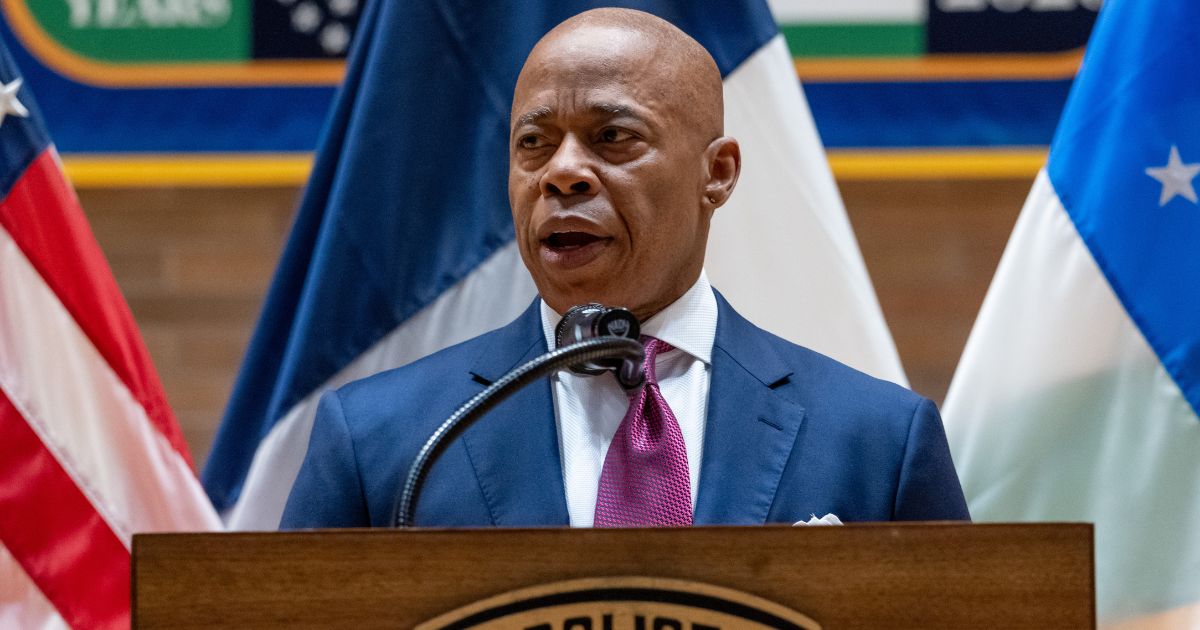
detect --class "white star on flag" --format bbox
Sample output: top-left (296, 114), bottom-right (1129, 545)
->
top-left (0, 77), bottom-right (29, 127)
top-left (1144, 145), bottom-right (1200, 206)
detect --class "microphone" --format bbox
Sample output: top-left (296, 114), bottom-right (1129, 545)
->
top-left (555, 303), bottom-right (644, 388)
top-left (392, 305), bottom-right (644, 527)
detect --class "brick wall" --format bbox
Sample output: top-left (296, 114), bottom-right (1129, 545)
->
top-left (78, 179), bottom-right (1026, 468)
top-left (844, 179), bottom-right (1027, 401)
top-left (79, 187), bottom-right (300, 467)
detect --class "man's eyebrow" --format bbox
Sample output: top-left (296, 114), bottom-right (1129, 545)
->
top-left (589, 103), bottom-right (639, 119)
top-left (513, 103), bottom-right (643, 129)
top-left (514, 106), bottom-right (553, 128)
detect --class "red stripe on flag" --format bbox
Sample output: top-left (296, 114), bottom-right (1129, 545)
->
top-left (0, 149), bottom-right (192, 468)
top-left (0, 392), bottom-right (130, 630)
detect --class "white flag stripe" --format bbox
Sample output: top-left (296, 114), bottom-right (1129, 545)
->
top-left (765, 0), bottom-right (925, 22)
top-left (710, 35), bottom-right (906, 384)
top-left (944, 171), bottom-right (1200, 622)
top-left (225, 241), bottom-right (537, 529)
top-left (0, 542), bottom-right (67, 630)
top-left (0, 226), bottom-right (220, 544)
top-left (945, 172), bottom-right (1142, 414)
top-left (1104, 601), bottom-right (1200, 630)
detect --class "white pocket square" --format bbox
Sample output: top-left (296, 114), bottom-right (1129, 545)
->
top-left (793, 513), bottom-right (843, 526)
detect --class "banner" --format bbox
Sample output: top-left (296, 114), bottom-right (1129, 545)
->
top-left (0, 0), bottom-right (1103, 167)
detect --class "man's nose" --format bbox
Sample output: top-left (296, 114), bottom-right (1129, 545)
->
top-left (540, 136), bottom-right (600, 197)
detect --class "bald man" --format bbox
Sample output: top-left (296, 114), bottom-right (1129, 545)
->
top-left (281, 9), bottom-right (969, 529)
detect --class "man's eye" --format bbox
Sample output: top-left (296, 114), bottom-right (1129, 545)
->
top-left (518, 135), bottom-right (546, 149)
top-left (598, 128), bottom-right (633, 143)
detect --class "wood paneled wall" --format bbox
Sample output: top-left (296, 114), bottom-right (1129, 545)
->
top-left (77, 178), bottom-right (1029, 467)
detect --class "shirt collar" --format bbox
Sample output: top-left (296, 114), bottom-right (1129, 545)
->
top-left (539, 270), bottom-right (717, 366)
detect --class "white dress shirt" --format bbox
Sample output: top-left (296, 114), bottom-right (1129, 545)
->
top-left (540, 271), bottom-right (717, 527)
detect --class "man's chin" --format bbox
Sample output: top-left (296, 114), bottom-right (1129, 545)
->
top-left (538, 281), bottom-right (634, 316)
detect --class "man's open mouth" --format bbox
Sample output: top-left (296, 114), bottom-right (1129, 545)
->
top-left (543, 231), bottom-right (606, 250)
top-left (538, 231), bottom-right (612, 269)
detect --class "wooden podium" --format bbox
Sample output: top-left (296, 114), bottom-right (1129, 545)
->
top-left (133, 523), bottom-right (1093, 628)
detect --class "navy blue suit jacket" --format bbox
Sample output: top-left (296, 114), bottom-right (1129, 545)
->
top-left (281, 292), bottom-right (969, 528)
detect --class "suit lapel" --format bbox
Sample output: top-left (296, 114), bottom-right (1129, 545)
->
top-left (451, 293), bottom-right (805, 527)
top-left (460, 300), bottom-right (570, 526)
top-left (694, 292), bottom-right (806, 525)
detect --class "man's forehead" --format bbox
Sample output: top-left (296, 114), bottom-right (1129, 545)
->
top-left (512, 49), bottom-right (665, 129)
top-left (537, 22), bottom-right (654, 60)
top-left (522, 54), bottom-right (656, 95)
top-left (511, 12), bottom-right (722, 140)
top-left (516, 24), bottom-right (661, 90)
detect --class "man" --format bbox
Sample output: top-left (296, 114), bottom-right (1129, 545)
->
top-left (281, 8), bottom-right (969, 529)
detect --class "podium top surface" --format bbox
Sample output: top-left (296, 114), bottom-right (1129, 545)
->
top-left (134, 522), bottom-right (1094, 629)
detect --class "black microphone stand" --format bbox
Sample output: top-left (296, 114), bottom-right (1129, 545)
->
top-left (392, 336), bottom-right (644, 528)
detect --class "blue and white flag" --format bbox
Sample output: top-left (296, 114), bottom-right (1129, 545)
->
top-left (944, 0), bottom-right (1200, 626)
top-left (202, 0), bottom-right (905, 530)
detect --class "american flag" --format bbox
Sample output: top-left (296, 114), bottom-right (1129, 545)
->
top-left (0, 40), bottom-right (219, 628)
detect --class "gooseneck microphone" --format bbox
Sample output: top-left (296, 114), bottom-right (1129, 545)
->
top-left (555, 303), bottom-right (643, 388)
top-left (392, 304), bottom-right (644, 528)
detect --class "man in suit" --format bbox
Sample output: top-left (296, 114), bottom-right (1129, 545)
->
top-left (281, 8), bottom-right (969, 529)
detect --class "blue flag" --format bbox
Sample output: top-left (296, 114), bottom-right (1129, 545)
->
top-left (1047, 0), bottom-right (1200, 416)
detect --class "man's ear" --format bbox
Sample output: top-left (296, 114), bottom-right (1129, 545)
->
top-left (701, 136), bottom-right (741, 211)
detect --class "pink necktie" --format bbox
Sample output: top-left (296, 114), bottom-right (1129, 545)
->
top-left (594, 336), bottom-right (692, 527)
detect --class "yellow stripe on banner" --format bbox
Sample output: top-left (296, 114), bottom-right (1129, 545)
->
top-left (795, 49), bottom-right (1083, 83)
top-left (827, 148), bottom-right (1047, 180)
top-left (61, 154), bottom-right (314, 188)
top-left (59, 149), bottom-right (1048, 188)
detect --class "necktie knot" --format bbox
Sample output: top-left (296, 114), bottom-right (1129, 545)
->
top-left (639, 335), bottom-right (673, 386)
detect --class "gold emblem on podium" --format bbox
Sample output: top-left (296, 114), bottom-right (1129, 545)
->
top-left (417, 576), bottom-right (822, 629)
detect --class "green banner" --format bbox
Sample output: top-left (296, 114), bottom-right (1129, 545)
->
top-left (27, 0), bottom-right (249, 62)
